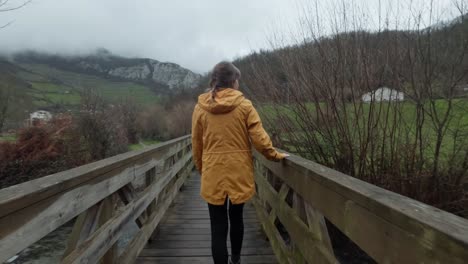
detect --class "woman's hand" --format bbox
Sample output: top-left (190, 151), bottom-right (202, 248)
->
top-left (274, 152), bottom-right (290, 162)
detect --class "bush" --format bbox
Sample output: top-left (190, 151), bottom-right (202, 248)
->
top-left (0, 110), bottom-right (130, 188)
top-left (76, 110), bottom-right (128, 161)
top-left (0, 115), bottom-right (76, 187)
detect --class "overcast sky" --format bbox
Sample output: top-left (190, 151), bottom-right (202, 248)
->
top-left (0, 0), bottom-right (462, 73)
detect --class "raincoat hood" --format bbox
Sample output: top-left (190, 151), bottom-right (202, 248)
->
top-left (197, 88), bottom-right (245, 114)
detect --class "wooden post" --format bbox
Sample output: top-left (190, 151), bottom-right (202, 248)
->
top-left (304, 202), bottom-right (335, 256)
top-left (145, 168), bottom-right (157, 216)
top-left (117, 183), bottom-right (147, 228)
top-left (145, 167), bottom-right (158, 242)
top-left (99, 195), bottom-right (117, 264)
top-left (291, 193), bottom-right (306, 264)
top-left (62, 202), bottom-right (104, 259)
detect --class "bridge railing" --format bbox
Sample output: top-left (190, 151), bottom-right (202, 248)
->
top-left (0, 135), bottom-right (193, 264)
top-left (253, 150), bottom-right (468, 264)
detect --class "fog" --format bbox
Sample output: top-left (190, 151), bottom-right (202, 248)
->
top-left (0, 0), bottom-right (459, 72)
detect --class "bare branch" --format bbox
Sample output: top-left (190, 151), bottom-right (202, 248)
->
top-left (0, 20), bottom-right (13, 29)
top-left (0, 0), bottom-right (10, 8)
top-left (0, 0), bottom-right (31, 12)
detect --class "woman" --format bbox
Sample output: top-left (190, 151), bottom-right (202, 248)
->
top-left (191, 61), bottom-right (287, 264)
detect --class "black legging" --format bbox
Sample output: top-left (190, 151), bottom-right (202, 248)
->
top-left (208, 198), bottom-right (244, 264)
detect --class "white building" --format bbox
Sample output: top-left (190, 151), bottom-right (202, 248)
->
top-left (29, 110), bottom-right (52, 126)
top-left (362, 87), bottom-right (405, 102)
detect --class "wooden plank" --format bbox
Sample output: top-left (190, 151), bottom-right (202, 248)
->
top-left (252, 197), bottom-right (291, 264)
top-left (164, 214), bottom-right (258, 220)
top-left (146, 239), bottom-right (270, 249)
top-left (144, 167), bottom-right (157, 218)
top-left (136, 171), bottom-right (278, 264)
top-left (118, 162), bottom-right (194, 264)
top-left (144, 166), bottom-right (159, 241)
top-left (162, 218), bottom-right (259, 224)
top-left (166, 210), bottom-right (257, 215)
top-left (98, 196), bottom-right (117, 264)
top-left (139, 247), bottom-right (274, 257)
top-left (154, 226), bottom-right (261, 236)
top-left (60, 155), bottom-right (192, 264)
top-left (304, 202), bottom-right (334, 255)
top-left (152, 233), bottom-right (267, 241)
top-left (63, 202), bottom-right (104, 258)
top-left (117, 184), bottom-right (147, 228)
top-left (136, 255), bottom-right (278, 264)
top-left (290, 192), bottom-right (306, 264)
top-left (254, 151), bottom-right (468, 263)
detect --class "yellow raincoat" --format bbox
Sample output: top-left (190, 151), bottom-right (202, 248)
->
top-left (192, 88), bottom-right (286, 205)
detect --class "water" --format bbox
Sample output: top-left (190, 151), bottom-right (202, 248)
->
top-left (8, 220), bottom-right (139, 264)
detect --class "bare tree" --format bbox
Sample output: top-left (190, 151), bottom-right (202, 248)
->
top-left (0, 88), bottom-right (11, 132)
top-left (167, 100), bottom-right (195, 139)
top-left (0, 73), bottom-right (20, 133)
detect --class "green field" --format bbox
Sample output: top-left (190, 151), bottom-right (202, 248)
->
top-left (0, 135), bottom-right (16, 142)
top-left (128, 139), bottom-right (161, 151)
top-left (259, 99), bottom-right (468, 161)
top-left (17, 63), bottom-right (161, 108)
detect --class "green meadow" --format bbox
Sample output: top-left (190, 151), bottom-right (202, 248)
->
top-left (17, 63), bottom-right (161, 108)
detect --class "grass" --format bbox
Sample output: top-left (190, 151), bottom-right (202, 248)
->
top-left (128, 139), bottom-right (161, 151)
top-left (0, 135), bottom-right (16, 142)
top-left (29, 81), bottom-right (82, 106)
top-left (259, 99), bottom-right (468, 162)
top-left (18, 63), bottom-right (161, 108)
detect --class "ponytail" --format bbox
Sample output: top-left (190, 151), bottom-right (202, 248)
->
top-left (211, 88), bottom-right (217, 101)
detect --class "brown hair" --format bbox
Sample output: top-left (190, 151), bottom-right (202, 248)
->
top-left (209, 61), bottom-right (241, 100)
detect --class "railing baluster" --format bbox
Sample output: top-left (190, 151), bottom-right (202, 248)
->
top-left (63, 202), bottom-right (104, 259)
top-left (303, 202), bottom-right (335, 258)
top-left (145, 167), bottom-right (157, 222)
top-left (99, 195), bottom-right (117, 264)
top-left (117, 183), bottom-right (147, 228)
top-left (291, 193), bottom-right (306, 264)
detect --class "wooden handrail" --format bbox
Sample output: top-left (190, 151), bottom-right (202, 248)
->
top-left (2, 134), bottom-right (467, 264)
top-left (0, 135), bottom-right (193, 264)
top-left (253, 150), bottom-right (468, 263)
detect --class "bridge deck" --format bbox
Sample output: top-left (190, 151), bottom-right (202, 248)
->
top-left (136, 173), bottom-right (277, 264)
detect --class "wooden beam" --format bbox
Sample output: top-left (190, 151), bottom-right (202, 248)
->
top-left (117, 184), bottom-right (147, 228)
top-left (98, 196), bottom-right (117, 264)
top-left (63, 202), bottom-right (104, 259)
top-left (252, 197), bottom-right (290, 264)
top-left (304, 202), bottom-right (334, 255)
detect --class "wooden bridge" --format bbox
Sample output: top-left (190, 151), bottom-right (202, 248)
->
top-left (1, 135), bottom-right (467, 263)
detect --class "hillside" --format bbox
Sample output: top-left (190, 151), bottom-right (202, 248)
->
top-left (0, 49), bottom-right (202, 131)
top-left (235, 14), bottom-right (468, 100)
top-left (0, 49), bottom-right (201, 110)
top-left (12, 49), bottom-right (201, 90)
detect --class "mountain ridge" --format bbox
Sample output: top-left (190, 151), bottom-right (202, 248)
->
top-left (6, 48), bottom-right (202, 90)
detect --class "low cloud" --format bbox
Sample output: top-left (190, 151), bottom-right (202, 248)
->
top-left (0, 0), bottom-right (458, 72)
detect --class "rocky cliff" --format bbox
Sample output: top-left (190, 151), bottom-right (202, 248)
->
top-left (12, 49), bottom-right (202, 90)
